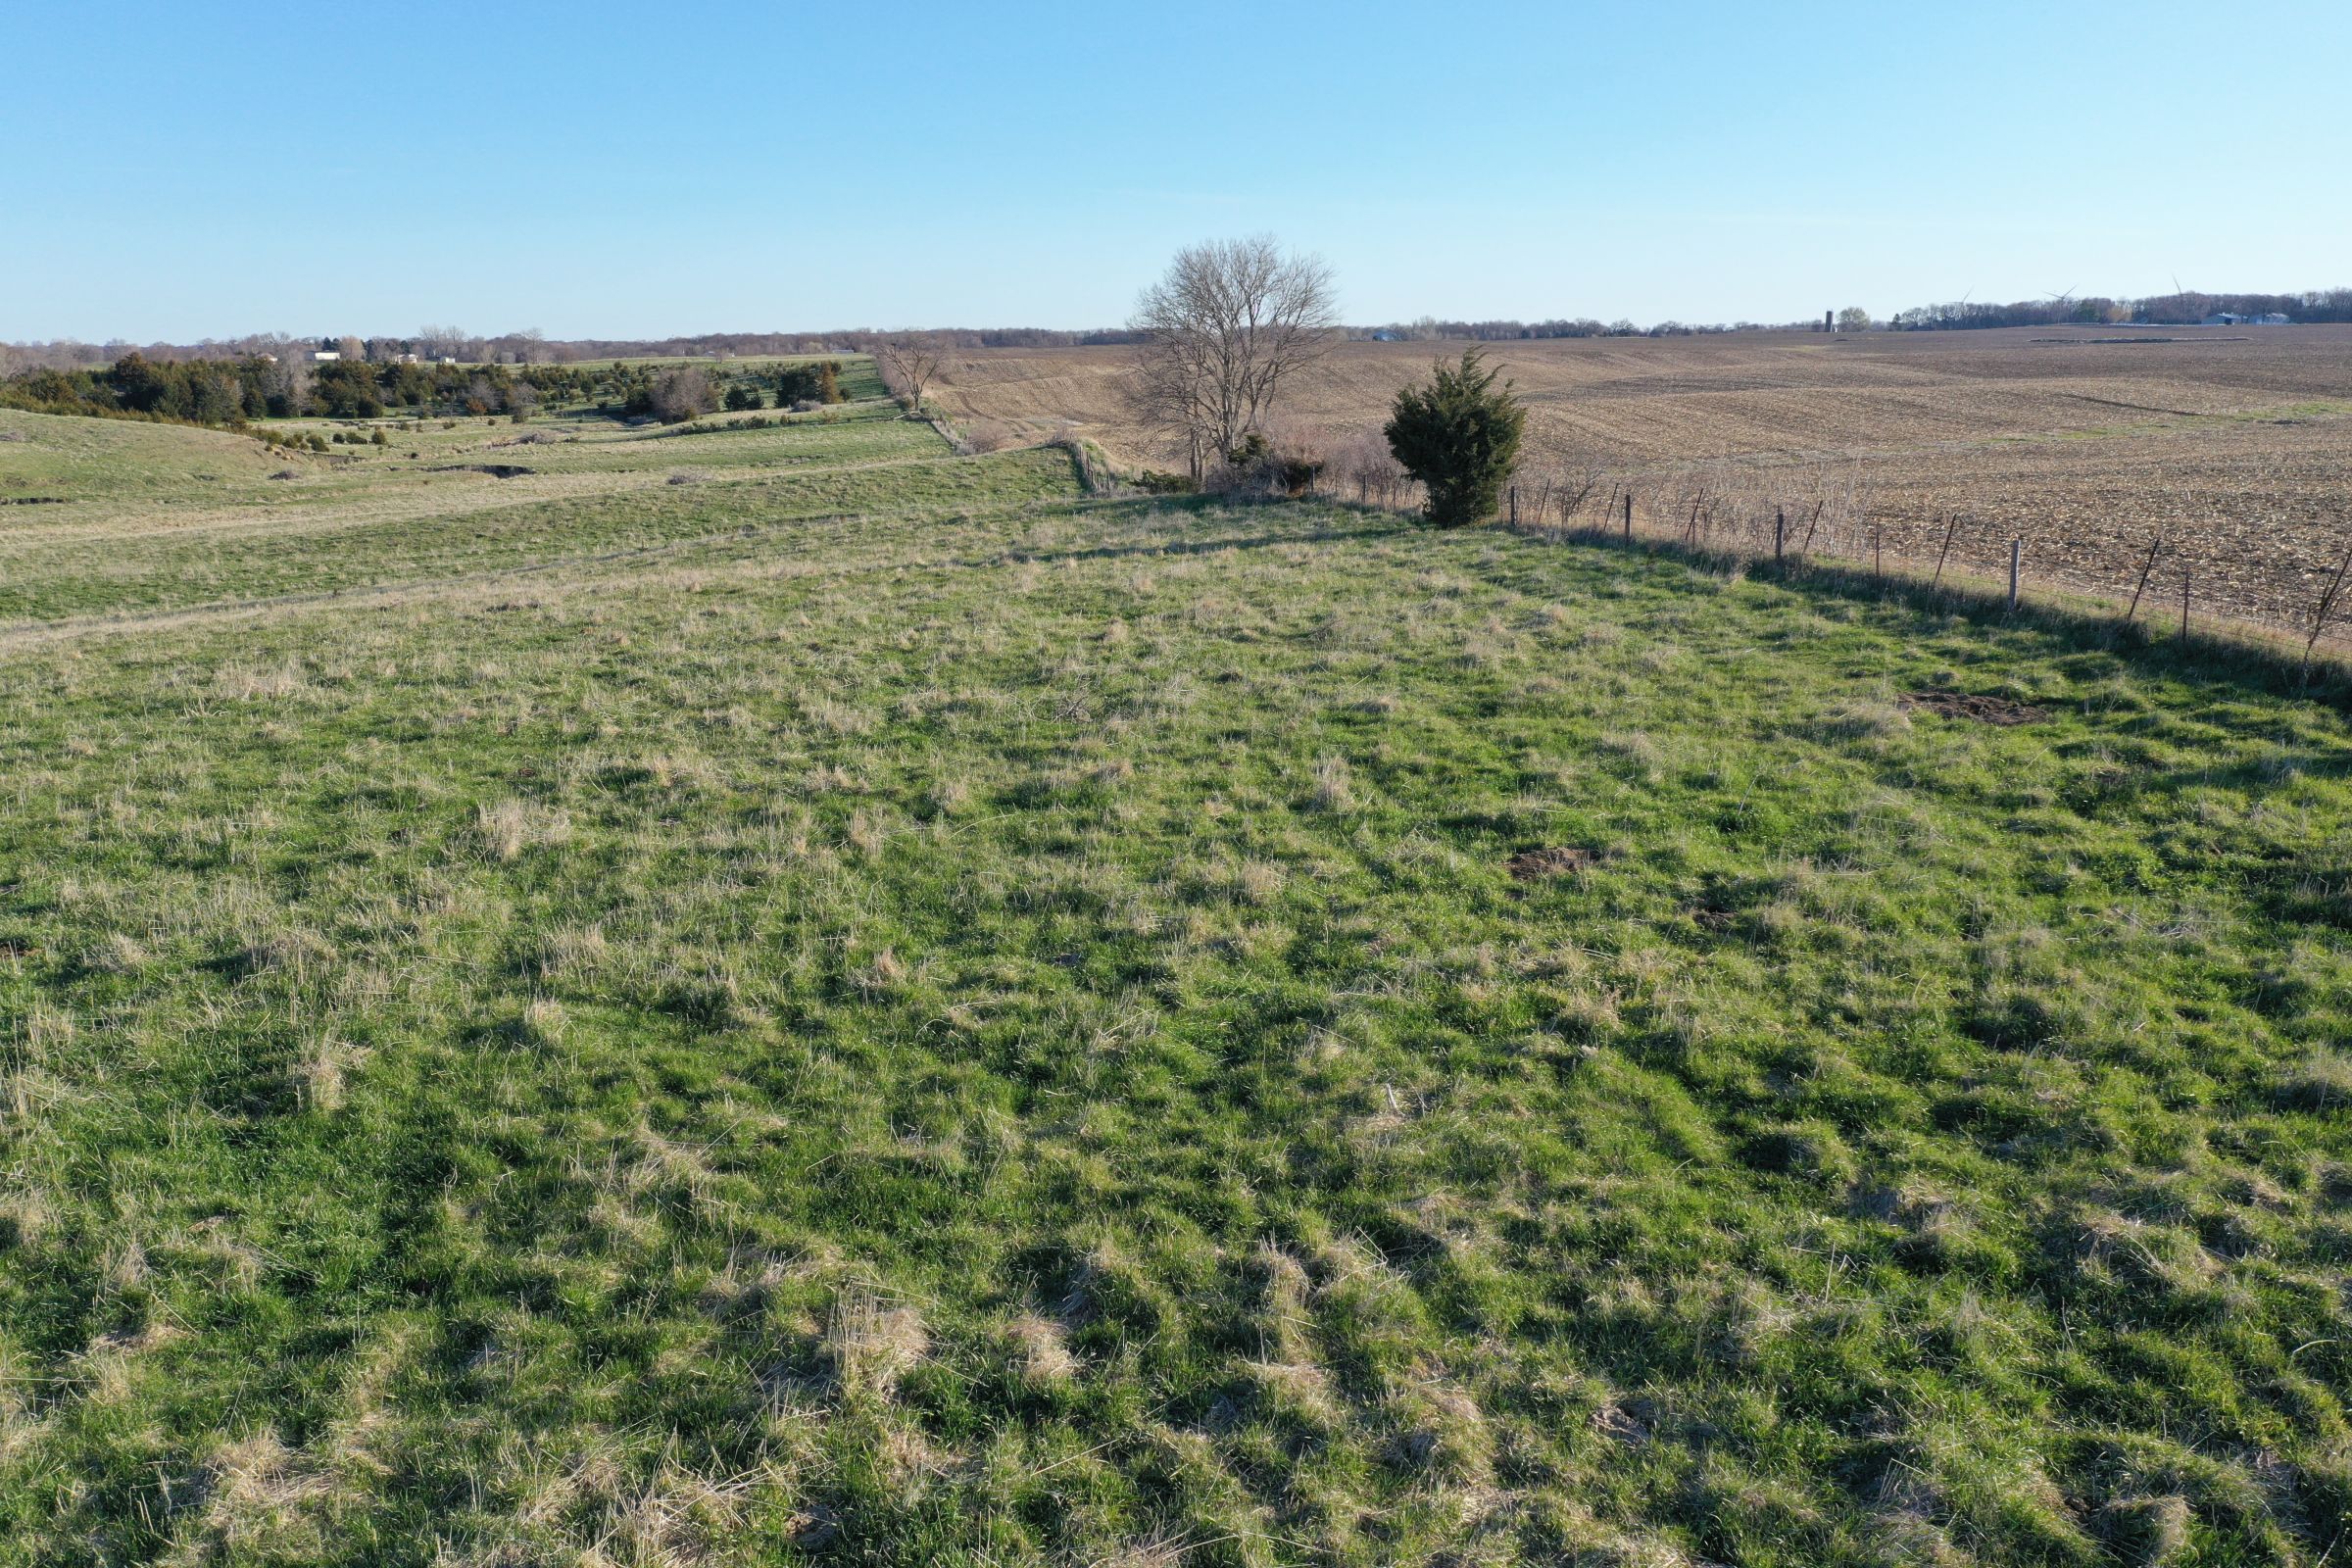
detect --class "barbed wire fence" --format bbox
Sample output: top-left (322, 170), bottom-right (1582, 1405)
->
top-left (1410, 456), bottom-right (2352, 666)
top-left (1188, 429), bottom-right (2352, 670)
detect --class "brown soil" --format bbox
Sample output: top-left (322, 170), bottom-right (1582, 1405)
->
top-left (1899, 690), bottom-right (2049, 724)
top-left (1506, 846), bottom-right (1597, 880)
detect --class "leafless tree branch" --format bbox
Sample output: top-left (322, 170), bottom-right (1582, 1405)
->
top-left (1125, 236), bottom-right (1338, 478)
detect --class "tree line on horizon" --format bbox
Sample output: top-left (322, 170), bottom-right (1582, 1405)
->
top-left (1886, 286), bottom-right (2352, 331)
top-left (0, 326), bottom-right (1139, 376)
top-left (9, 281), bottom-right (2351, 376)
top-left (1346, 284), bottom-right (2352, 340)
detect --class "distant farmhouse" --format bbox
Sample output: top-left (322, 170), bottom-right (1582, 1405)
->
top-left (2203, 312), bottom-right (2293, 326)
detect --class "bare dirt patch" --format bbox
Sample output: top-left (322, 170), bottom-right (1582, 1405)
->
top-left (429, 464), bottom-right (537, 479)
top-left (1507, 846), bottom-right (1598, 880)
top-left (1899, 690), bottom-right (2048, 725)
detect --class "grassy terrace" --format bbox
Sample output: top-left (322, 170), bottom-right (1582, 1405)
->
top-left (1, 389), bottom-right (2349, 1565)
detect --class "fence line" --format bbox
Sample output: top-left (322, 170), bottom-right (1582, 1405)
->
top-left (1469, 470), bottom-right (2352, 660)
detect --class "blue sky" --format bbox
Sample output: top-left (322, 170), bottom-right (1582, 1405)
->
top-left (5, 0), bottom-right (2347, 340)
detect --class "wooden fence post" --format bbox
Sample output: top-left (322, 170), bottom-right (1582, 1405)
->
top-left (1509, 485), bottom-right (1518, 527)
top-left (2181, 566), bottom-right (2191, 640)
top-left (1775, 507), bottom-right (1785, 564)
top-left (2298, 534), bottom-right (2352, 684)
top-left (1623, 491), bottom-right (1633, 543)
top-left (2125, 535), bottom-right (2162, 623)
top-left (1931, 514), bottom-right (1961, 590)
top-left (2008, 538), bottom-right (2021, 612)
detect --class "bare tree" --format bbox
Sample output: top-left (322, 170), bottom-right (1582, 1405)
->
top-left (1127, 235), bottom-right (1338, 479)
top-left (1331, 426), bottom-right (1411, 508)
top-left (268, 353), bottom-right (313, 416)
top-left (417, 325), bottom-right (473, 363)
top-left (874, 337), bottom-right (944, 412)
top-left (650, 368), bottom-right (717, 423)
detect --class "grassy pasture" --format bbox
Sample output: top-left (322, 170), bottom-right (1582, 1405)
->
top-left (2, 393), bottom-right (2351, 1566)
top-left (0, 394), bottom-right (1031, 621)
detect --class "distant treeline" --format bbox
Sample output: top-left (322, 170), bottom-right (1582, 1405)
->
top-left (1348, 318), bottom-right (1763, 341)
top-left (11, 285), bottom-right (2350, 380)
top-left (1354, 288), bottom-right (2352, 340)
top-left (1888, 288), bottom-right (2352, 330)
top-left (562, 328), bottom-right (1149, 355)
top-left (0, 326), bottom-right (1146, 374)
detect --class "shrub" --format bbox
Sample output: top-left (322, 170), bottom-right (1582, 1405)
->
top-left (1331, 426), bottom-right (1411, 506)
top-left (647, 368), bottom-right (718, 423)
top-left (723, 385), bottom-right (763, 412)
top-left (1384, 348), bottom-right (1526, 528)
top-left (1135, 469), bottom-right (1197, 495)
top-left (776, 361), bottom-right (848, 406)
top-left (960, 417), bottom-right (1015, 454)
top-left (1218, 426), bottom-right (1324, 497)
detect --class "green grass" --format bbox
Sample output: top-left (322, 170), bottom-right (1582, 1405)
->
top-left (0, 447), bottom-right (1072, 620)
top-left (0, 409), bottom-right (293, 507)
top-left (0, 382), bottom-right (1055, 621)
top-left (2, 404), bottom-right (2350, 1566)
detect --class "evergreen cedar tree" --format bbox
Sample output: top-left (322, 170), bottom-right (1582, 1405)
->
top-left (1384, 348), bottom-right (1527, 529)
top-left (775, 362), bottom-right (846, 406)
top-left (2, 354), bottom-right (849, 429)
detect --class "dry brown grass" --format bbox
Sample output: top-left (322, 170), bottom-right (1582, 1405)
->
top-left (934, 326), bottom-right (2352, 463)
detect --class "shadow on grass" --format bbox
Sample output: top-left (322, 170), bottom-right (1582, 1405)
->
top-left (1485, 511), bottom-right (2352, 712)
top-left (1068, 489), bottom-right (2352, 710)
top-left (980, 491), bottom-right (1407, 567)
